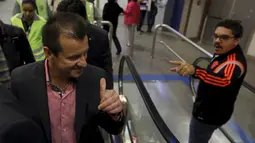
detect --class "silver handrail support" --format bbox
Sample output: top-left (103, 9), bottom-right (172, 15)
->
top-left (158, 41), bottom-right (186, 62)
top-left (151, 24), bottom-right (162, 58)
top-left (94, 20), bottom-right (113, 50)
top-left (151, 24), bottom-right (213, 58)
top-left (129, 24), bottom-right (136, 57)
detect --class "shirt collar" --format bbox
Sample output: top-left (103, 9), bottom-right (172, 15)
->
top-left (213, 45), bottom-right (241, 60)
top-left (44, 59), bottom-right (50, 83)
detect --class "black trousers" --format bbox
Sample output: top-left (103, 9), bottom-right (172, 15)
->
top-left (147, 7), bottom-right (158, 31)
top-left (189, 117), bottom-right (219, 143)
top-left (137, 10), bottom-right (147, 31)
top-left (103, 25), bottom-right (122, 53)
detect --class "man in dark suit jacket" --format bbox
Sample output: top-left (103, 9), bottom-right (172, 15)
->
top-left (0, 87), bottom-right (44, 143)
top-left (0, 20), bottom-right (35, 88)
top-left (11, 12), bottom-right (125, 143)
top-left (57, 0), bottom-right (113, 89)
top-left (0, 20), bottom-right (35, 71)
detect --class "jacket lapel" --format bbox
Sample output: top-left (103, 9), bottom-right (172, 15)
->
top-left (32, 61), bottom-right (51, 142)
top-left (75, 73), bottom-right (90, 142)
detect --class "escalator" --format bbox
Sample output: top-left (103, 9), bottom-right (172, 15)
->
top-left (105, 24), bottom-right (255, 143)
top-left (107, 55), bottom-right (233, 143)
top-left (115, 55), bottom-right (179, 143)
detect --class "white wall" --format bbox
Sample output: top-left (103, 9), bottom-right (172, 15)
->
top-left (118, 0), bottom-right (128, 9)
top-left (185, 0), bottom-right (206, 38)
top-left (179, 0), bottom-right (191, 34)
top-left (247, 32), bottom-right (255, 57)
top-left (154, 6), bottom-right (166, 25)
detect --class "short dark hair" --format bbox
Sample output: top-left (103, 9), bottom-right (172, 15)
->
top-left (56, 0), bottom-right (88, 20)
top-left (42, 12), bottom-right (89, 56)
top-left (108, 0), bottom-right (116, 3)
top-left (216, 19), bottom-right (243, 38)
top-left (22, 0), bottom-right (36, 9)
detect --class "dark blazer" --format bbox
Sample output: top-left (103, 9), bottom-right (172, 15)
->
top-left (0, 20), bottom-right (35, 72)
top-left (87, 24), bottom-right (113, 89)
top-left (0, 87), bottom-right (44, 143)
top-left (11, 61), bottom-right (125, 143)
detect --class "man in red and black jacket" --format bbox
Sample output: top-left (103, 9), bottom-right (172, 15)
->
top-left (170, 19), bottom-right (247, 143)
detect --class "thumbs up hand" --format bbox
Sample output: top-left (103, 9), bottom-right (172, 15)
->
top-left (98, 78), bottom-right (123, 116)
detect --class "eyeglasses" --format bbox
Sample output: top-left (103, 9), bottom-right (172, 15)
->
top-left (212, 34), bottom-right (235, 41)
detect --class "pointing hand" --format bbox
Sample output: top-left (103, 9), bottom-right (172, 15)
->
top-left (170, 61), bottom-right (195, 76)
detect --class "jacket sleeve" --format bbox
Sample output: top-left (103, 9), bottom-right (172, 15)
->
top-left (193, 62), bottom-right (244, 87)
top-left (17, 29), bottom-right (35, 63)
top-left (101, 32), bottom-right (113, 89)
top-left (12, 1), bottom-right (21, 16)
top-left (117, 4), bottom-right (124, 15)
top-left (97, 111), bottom-right (125, 135)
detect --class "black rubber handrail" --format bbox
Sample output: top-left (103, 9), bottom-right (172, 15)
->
top-left (242, 81), bottom-right (255, 94)
top-left (110, 135), bottom-right (124, 143)
top-left (118, 55), bottom-right (179, 143)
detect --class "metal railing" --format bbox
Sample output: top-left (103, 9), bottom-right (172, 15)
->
top-left (94, 20), bottom-right (113, 49)
top-left (151, 24), bottom-right (213, 59)
top-left (151, 23), bottom-right (255, 93)
top-left (157, 41), bottom-right (186, 62)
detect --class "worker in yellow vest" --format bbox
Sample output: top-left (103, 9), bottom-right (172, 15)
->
top-left (80, 0), bottom-right (95, 23)
top-left (12, 0), bottom-right (51, 20)
top-left (52, 0), bottom-right (96, 23)
top-left (11, 0), bottom-right (46, 61)
top-left (87, 0), bottom-right (103, 25)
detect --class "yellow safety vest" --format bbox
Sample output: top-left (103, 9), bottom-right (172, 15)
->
top-left (86, 1), bottom-right (94, 23)
top-left (17, 0), bottom-right (49, 20)
top-left (11, 14), bottom-right (46, 61)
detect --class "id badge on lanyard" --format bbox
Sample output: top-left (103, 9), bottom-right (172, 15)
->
top-left (26, 26), bottom-right (31, 38)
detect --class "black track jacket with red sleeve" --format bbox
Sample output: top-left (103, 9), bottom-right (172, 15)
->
top-left (192, 45), bottom-right (247, 126)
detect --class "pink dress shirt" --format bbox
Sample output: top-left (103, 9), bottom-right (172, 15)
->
top-left (45, 59), bottom-right (76, 143)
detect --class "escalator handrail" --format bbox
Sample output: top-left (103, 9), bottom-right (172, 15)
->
top-left (118, 55), bottom-right (179, 143)
top-left (192, 57), bottom-right (255, 94)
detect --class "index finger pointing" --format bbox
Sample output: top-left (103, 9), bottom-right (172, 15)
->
top-left (169, 61), bottom-right (184, 65)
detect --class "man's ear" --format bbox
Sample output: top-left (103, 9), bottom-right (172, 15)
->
top-left (43, 46), bottom-right (53, 59)
top-left (235, 38), bottom-right (241, 46)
